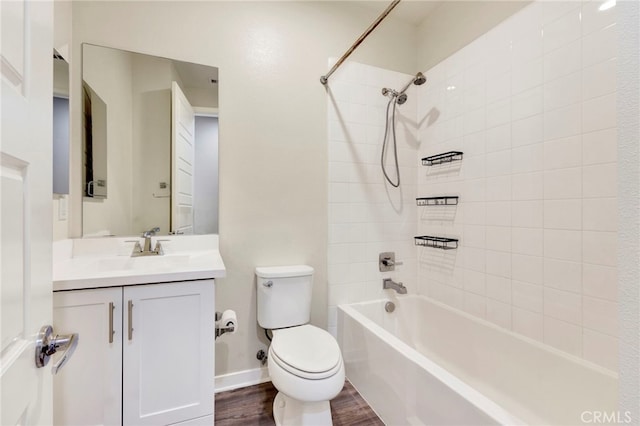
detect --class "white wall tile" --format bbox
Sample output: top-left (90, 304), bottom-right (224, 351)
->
top-left (582, 23), bottom-right (617, 68)
top-left (486, 150), bottom-right (512, 177)
top-left (485, 124), bottom-right (511, 153)
top-left (486, 250), bottom-right (512, 278)
top-left (544, 229), bottom-right (582, 262)
top-left (512, 144), bottom-right (544, 174)
top-left (412, 0), bottom-right (618, 369)
top-left (512, 201), bottom-right (544, 228)
top-left (582, 0), bottom-right (617, 36)
top-left (512, 114), bottom-right (543, 147)
top-left (583, 197), bottom-right (617, 231)
top-left (512, 86), bottom-right (543, 121)
top-left (543, 38), bottom-right (582, 82)
top-left (512, 172), bottom-right (543, 201)
top-left (544, 286), bottom-right (582, 325)
top-left (543, 199), bottom-right (581, 230)
top-left (583, 128), bottom-right (617, 165)
top-left (543, 8), bottom-right (581, 53)
top-left (512, 59), bottom-right (543, 95)
top-left (583, 263), bottom-right (617, 301)
top-left (544, 71), bottom-right (582, 111)
top-left (486, 176), bottom-right (512, 201)
top-left (543, 167), bottom-right (582, 199)
top-left (583, 230), bottom-right (616, 266)
top-left (544, 102), bottom-right (581, 140)
top-left (583, 163), bottom-right (616, 198)
top-left (486, 226), bottom-right (511, 252)
top-left (513, 254), bottom-right (544, 284)
top-left (543, 135), bottom-right (582, 170)
top-left (486, 98), bottom-right (512, 129)
top-left (513, 280), bottom-right (543, 312)
top-left (486, 274), bottom-right (511, 303)
top-left (583, 296), bottom-right (618, 336)
top-left (583, 92), bottom-right (617, 133)
top-left (543, 258), bottom-right (582, 293)
top-left (582, 58), bottom-right (616, 101)
top-left (512, 227), bottom-right (544, 256)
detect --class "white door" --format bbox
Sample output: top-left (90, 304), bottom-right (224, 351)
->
top-left (171, 82), bottom-right (195, 235)
top-left (1, 1), bottom-right (54, 425)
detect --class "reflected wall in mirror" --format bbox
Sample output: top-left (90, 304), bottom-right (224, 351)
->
top-left (81, 44), bottom-right (219, 237)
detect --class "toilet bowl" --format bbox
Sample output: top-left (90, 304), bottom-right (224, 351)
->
top-left (268, 325), bottom-right (345, 425)
top-left (255, 265), bottom-right (345, 426)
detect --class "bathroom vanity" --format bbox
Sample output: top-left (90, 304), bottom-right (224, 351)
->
top-left (52, 235), bottom-right (225, 426)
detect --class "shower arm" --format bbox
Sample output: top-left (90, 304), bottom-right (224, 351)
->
top-left (320, 0), bottom-right (401, 85)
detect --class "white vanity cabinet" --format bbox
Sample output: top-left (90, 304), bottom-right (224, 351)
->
top-left (53, 280), bottom-right (215, 426)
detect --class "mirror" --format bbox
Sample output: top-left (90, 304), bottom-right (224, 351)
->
top-left (81, 44), bottom-right (219, 237)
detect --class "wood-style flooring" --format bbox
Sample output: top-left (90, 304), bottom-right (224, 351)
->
top-left (215, 380), bottom-right (384, 425)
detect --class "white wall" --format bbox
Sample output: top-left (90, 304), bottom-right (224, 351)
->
top-left (617, 0), bottom-right (639, 419)
top-left (131, 54), bottom-right (177, 235)
top-left (416, 0), bottom-right (619, 371)
top-left (70, 1), bottom-right (418, 377)
top-left (327, 61), bottom-right (418, 334)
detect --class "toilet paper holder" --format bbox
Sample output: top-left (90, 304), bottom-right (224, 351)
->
top-left (215, 310), bottom-right (236, 339)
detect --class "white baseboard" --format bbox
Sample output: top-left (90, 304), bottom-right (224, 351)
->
top-left (214, 367), bottom-right (270, 393)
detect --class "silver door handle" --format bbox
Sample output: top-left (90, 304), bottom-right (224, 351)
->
top-left (35, 325), bottom-right (79, 375)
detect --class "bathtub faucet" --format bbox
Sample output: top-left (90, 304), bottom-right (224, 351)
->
top-left (383, 278), bottom-right (407, 294)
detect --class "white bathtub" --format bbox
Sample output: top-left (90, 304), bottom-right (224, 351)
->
top-left (338, 295), bottom-right (618, 425)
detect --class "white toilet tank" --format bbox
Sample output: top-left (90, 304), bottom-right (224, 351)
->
top-left (256, 265), bottom-right (314, 329)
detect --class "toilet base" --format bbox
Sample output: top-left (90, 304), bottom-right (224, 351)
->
top-left (273, 392), bottom-right (333, 426)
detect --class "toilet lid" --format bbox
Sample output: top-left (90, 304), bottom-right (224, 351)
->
top-left (271, 325), bottom-right (341, 374)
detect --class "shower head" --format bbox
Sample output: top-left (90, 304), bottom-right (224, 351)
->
top-left (381, 71), bottom-right (426, 105)
top-left (399, 72), bottom-right (427, 95)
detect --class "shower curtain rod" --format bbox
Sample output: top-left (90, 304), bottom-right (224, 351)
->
top-left (320, 0), bottom-right (401, 85)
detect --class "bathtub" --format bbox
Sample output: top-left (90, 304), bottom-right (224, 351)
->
top-left (338, 295), bottom-right (618, 425)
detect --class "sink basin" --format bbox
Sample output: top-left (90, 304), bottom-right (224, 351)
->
top-left (95, 254), bottom-right (191, 271)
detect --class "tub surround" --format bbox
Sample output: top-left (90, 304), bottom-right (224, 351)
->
top-left (53, 234), bottom-right (225, 290)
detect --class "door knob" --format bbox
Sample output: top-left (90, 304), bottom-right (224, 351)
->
top-left (35, 325), bottom-right (79, 374)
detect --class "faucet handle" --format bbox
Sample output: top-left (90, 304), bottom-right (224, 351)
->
top-left (125, 240), bottom-right (143, 254)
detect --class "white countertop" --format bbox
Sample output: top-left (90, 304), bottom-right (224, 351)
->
top-left (53, 235), bottom-right (226, 291)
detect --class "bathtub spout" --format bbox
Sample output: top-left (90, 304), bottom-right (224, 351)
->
top-left (383, 278), bottom-right (407, 294)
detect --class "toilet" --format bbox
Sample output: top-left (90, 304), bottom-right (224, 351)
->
top-left (256, 265), bottom-right (345, 426)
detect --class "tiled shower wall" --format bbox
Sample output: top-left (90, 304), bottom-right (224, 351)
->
top-left (416, 1), bottom-right (618, 371)
top-left (327, 62), bottom-right (418, 336)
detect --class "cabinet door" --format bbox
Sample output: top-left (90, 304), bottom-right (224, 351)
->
top-left (53, 287), bottom-right (123, 426)
top-left (123, 280), bottom-right (215, 425)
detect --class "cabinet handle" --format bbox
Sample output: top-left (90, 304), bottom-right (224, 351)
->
top-left (108, 302), bottom-right (115, 343)
top-left (127, 300), bottom-right (134, 341)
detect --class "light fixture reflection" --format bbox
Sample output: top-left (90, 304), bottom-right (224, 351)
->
top-left (599, 0), bottom-right (616, 11)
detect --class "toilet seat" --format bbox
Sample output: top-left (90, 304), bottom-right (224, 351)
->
top-left (270, 325), bottom-right (342, 380)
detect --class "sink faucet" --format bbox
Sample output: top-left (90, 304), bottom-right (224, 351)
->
top-left (383, 278), bottom-right (407, 294)
top-left (141, 227), bottom-right (160, 252)
top-left (130, 227), bottom-right (163, 257)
